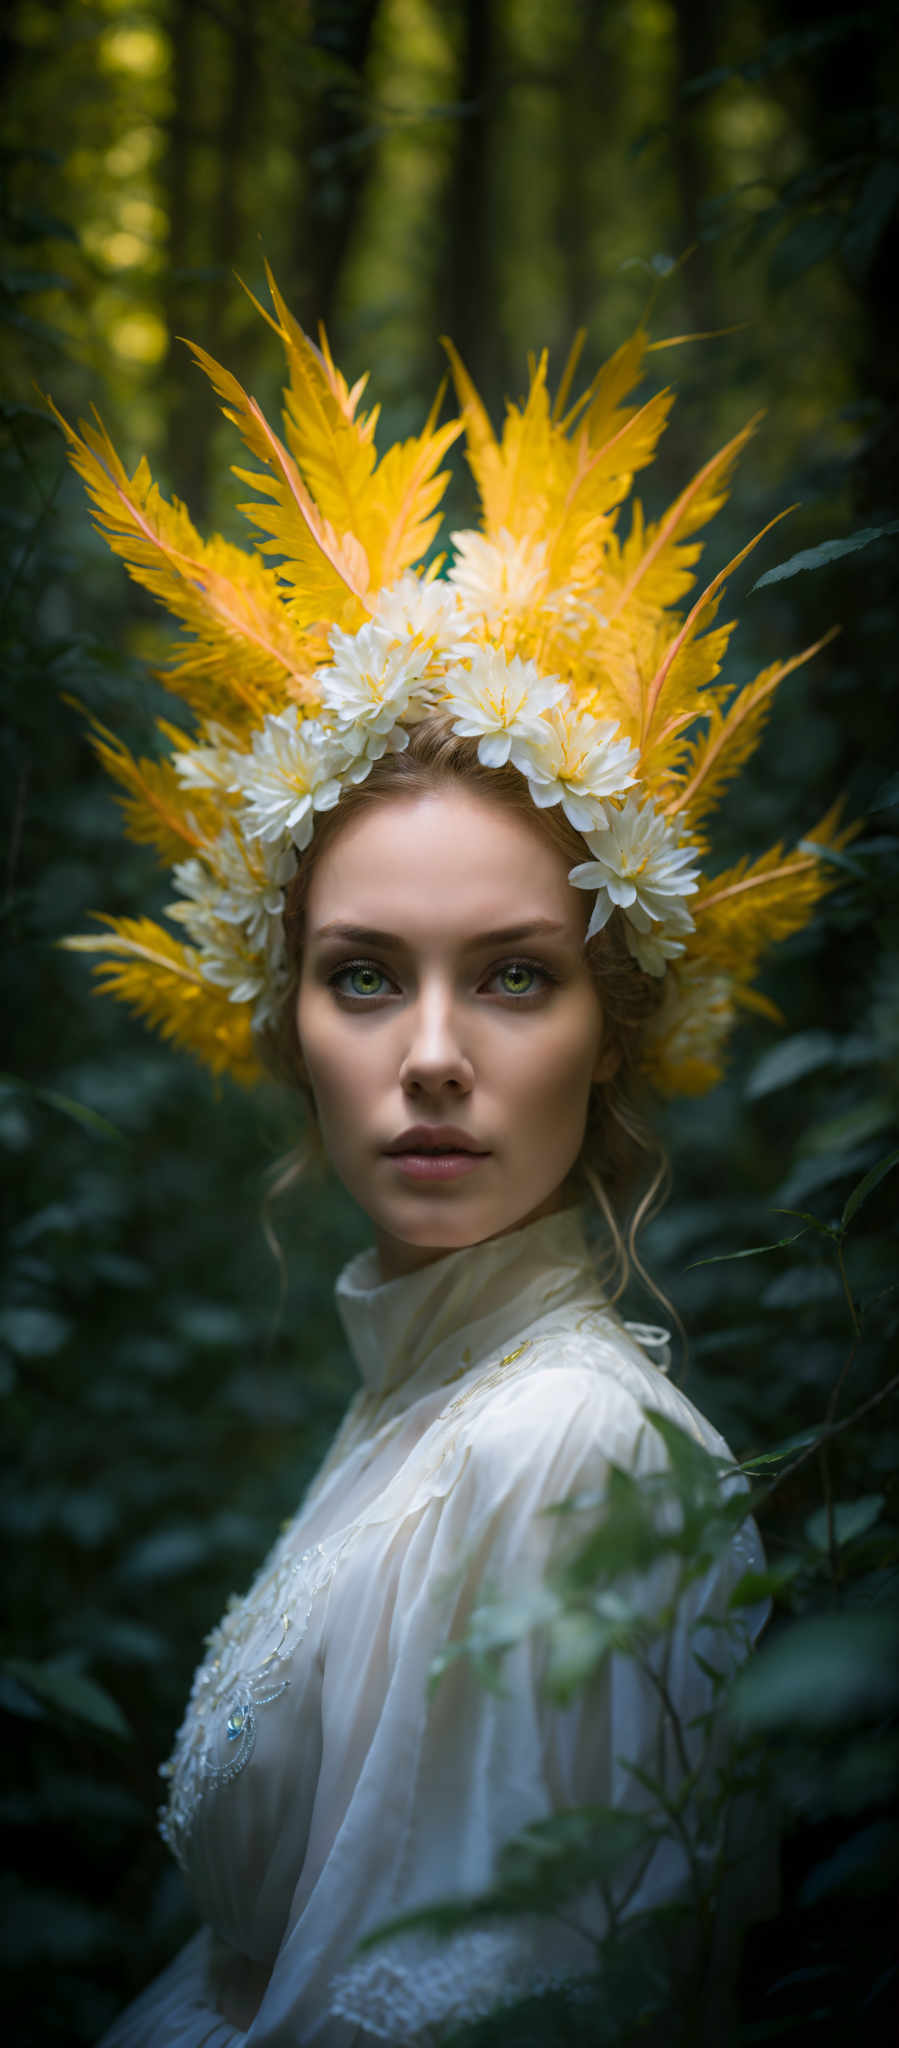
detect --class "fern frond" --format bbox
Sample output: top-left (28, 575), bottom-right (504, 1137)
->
top-left (606, 417), bottom-right (761, 623)
top-left (442, 338), bottom-right (509, 532)
top-left (564, 328), bottom-right (649, 436)
top-left (639, 508), bottom-right (793, 765)
top-left (481, 351), bottom-right (557, 540)
top-left (691, 799), bottom-right (858, 982)
top-left (547, 389), bottom-right (676, 590)
top-left (184, 341), bottom-right (370, 627)
top-left (665, 633), bottom-right (837, 836)
top-left (45, 398), bottom-right (321, 728)
top-left (366, 418), bottom-right (464, 586)
top-left (238, 271), bottom-right (380, 539)
top-left (62, 918), bottom-right (261, 1084)
top-left (79, 713), bottom-right (220, 863)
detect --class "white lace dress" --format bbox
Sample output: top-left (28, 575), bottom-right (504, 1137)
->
top-left (97, 1209), bottom-right (767, 2047)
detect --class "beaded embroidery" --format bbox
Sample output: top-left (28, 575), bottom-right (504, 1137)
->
top-left (159, 1538), bottom-right (335, 1866)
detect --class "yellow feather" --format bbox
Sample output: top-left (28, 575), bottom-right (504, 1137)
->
top-left (441, 337), bottom-right (506, 530)
top-left (78, 712), bottom-right (219, 863)
top-left (62, 918), bottom-right (262, 1084)
top-left (639, 509), bottom-right (793, 765)
top-left (241, 277), bottom-right (381, 539)
top-left (365, 418), bottom-right (463, 587)
top-left (665, 633), bottom-right (837, 837)
top-left (44, 398), bottom-right (322, 728)
top-left (605, 418), bottom-right (760, 624)
top-left (184, 340), bottom-right (371, 627)
top-left (691, 799), bottom-right (857, 983)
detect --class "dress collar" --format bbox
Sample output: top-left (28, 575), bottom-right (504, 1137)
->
top-left (335, 1207), bottom-right (601, 1398)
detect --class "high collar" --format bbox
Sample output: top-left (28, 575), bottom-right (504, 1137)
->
top-left (335, 1208), bottom-right (602, 1398)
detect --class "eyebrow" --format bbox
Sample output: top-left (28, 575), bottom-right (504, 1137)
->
top-left (311, 919), bottom-right (570, 949)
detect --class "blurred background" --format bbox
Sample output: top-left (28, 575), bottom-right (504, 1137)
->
top-left (2, 2), bottom-right (898, 2042)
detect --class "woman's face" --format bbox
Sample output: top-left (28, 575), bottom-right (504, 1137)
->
top-left (296, 786), bottom-right (615, 1278)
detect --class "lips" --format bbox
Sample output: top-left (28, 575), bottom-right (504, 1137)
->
top-left (384, 1125), bottom-right (489, 1156)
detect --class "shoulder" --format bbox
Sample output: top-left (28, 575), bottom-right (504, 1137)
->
top-left (448, 1313), bottom-right (737, 1507)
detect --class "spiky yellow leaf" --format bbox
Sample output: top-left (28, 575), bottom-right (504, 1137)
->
top-left (605, 418), bottom-right (760, 624)
top-left (665, 633), bottom-right (837, 838)
top-left (184, 340), bottom-right (370, 628)
top-left (638, 509), bottom-right (793, 771)
top-left (78, 713), bottom-right (221, 863)
top-left (364, 417), bottom-right (463, 586)
top-left (442, 336), bottom-right (504, 524)
top-left (239, 272), bottom-right (380, 538)
top-left (63, 918), bottom-right (262, 1084)
top-left (690, 799), bottom-right (857, 984)
top-left (45, 399), bottom-right (322, 730)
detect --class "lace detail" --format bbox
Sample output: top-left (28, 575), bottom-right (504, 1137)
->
top-left (326, 1925), bottom-right (591, 2045)
top-left (159, 1537), bottom-right (339, 1866)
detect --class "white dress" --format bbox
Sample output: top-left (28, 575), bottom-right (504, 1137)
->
top-left (98, 1209), bottom-right (767, 2048)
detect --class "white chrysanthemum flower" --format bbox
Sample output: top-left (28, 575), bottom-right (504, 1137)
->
top-left (168, 834), bottom-right (291, 1024)
top-left (172, 722), bottom-right (239, 794)
top-left (518, 705), bottom-right (639, 832)
top-left (443, 647), bottom-right (567, 769)
top-left (371, 572), bottom-right (473, 663)
top-left (568, 794), bottom-right (701, 957)
top-left (448, 529), bottom-right (548, 626)
top-left (318, 620), bottom-right (432, 740)
top-left (238, 709), bottom-right (345, 850)
top-left (624, 904), bottom-right (694, 976)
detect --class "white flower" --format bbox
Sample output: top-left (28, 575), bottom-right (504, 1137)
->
top-left (568, 794), bottom-right (701, 961)
top-left (238, 709), bottom-right (345, 850)
top-left (318, 619), bottom-right (431, 739)
top-left (371, 572), bottom-right (473, 662)
top-left (172, 722), bottom-right (239, 794)
top-left (517, 705), bottom-right (639, 832)
top-left (168, 830), bottom-right (292, 1024)
top-left (442, 647), bottom-right (566, 769)
top-left (624, 906), bottom-right (694, 976)
top-left (448, 529), bottom-right (548, 626)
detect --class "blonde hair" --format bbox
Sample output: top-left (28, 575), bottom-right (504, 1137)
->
top-left (260, 713), bottom-right (671, 1308)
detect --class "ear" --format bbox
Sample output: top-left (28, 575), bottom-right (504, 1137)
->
top-left (592, 1036), bottom-right (622, 1085)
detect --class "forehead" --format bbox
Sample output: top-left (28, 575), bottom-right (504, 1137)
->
top-left (304, 787), bottom-right (583, 941)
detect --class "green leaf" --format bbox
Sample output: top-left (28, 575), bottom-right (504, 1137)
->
top-left (728, 1560), bottom-right (800, 1608)
top-left (729, 1426), bottom-right (824, 1474)
top-left (686, 1227), bottom-right (808, 1268)
top-left (3, 1659), bottom-right (131, 1739)
top-left (799, 1099), bottom-right (896, 1156)
top-left (841, 1147), bottom-right (899, 1228)
top-left (745, 1031), bottom-right (840, 1099)
top-left (796, 837), bottom-right (869, 880)
top-left (805, 1495), bottom-right (885, 1552)
top-left (732, 1612), bottom-right (899, 1732)
top-left (752, 521), bottom-right (899, 589)
top-left (0, 1073), bottom-right (124, 1142)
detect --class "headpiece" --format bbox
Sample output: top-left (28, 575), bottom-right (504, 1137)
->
top-left (49, 273), bottom-right (851, 1095)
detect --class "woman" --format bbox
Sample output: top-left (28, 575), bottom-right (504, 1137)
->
top-left (52, 287), bottom-right (844, 2043)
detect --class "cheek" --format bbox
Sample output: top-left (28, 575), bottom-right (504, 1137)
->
top-left (295, 989), bottom-right (351, 1116)
top-left (504, 998), bottom-right (601, 1135)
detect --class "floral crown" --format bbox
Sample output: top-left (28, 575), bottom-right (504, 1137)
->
top-left (51, 273), bottom-right (850, 1096)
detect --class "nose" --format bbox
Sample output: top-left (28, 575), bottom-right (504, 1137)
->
top-left (398, 984), bottom-right (474, 1097)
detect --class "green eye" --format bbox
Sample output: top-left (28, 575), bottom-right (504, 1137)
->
top-left (338, 963), bottom-right (388, 998)
top-left (498, 962), bottom-right (538, 996)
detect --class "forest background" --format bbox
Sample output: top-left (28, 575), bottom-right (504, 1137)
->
top-left (2, 1), bottom-right (898, 2043)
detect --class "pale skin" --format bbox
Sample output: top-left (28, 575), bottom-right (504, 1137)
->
top-left (296, 786), bottom-right (619, 1280)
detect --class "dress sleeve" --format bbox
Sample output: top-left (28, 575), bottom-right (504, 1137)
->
top-left (242, 1359), bottom-right (765, 2048)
